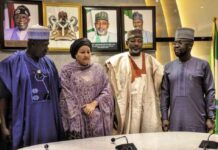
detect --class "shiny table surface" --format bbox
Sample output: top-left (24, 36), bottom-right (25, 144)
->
top-left (19, 132), bottom-right (218, 150)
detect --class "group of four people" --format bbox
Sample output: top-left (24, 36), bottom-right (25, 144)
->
top-left (0, 25), bottom-right (215, 150)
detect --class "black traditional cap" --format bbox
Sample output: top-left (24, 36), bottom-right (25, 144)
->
top-left (70, 38), bottom-right (92, 59)
top-left (127, 29), bottom-right (143, 40)
top-left (14, 5), bottom-right (30, 16)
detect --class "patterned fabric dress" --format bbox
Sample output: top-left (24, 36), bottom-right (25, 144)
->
top-left (60, 61), bottom-right (114, 139)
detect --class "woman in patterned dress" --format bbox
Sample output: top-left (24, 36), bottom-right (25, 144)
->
top-left (60, 38), bottom-right (114, 139)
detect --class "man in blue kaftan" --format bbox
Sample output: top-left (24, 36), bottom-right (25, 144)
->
top-left (0, 25), bottom-right (64, 149)
top-left (160, 28), bottom-right (215, 133)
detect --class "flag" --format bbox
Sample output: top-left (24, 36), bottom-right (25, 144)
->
top-left (124, 10), bottom-right (133, 19)
top-left (86, 8), bottom-right (95, 33)
top-left (3, 1), bottom-right (15, 29)
top-left (123, 10), bottom-right (133, 34)
top-left (210, 18), bottom-right (218, 134)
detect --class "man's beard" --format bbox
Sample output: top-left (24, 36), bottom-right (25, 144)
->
top-left (129, 48), bottom-right (141, 56)
top-left (97, 29), bottom-right (107, 36)
top-left (135, 26), bottom-right (143, 30)
top-left (174, 48), bottom-right (187, 58)
top-left (17, 24), bottom-right (28, 30)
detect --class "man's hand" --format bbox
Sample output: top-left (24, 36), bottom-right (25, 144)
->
top-left (82, 100), bottom-right (98, 116)
top-left (206, 118), bottom-right (215, 133)
top-left (1, 126), bottom-right (11, 141)
top-left (162, 120), bottom-right (169, 132)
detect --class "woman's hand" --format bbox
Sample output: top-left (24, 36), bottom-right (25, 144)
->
top-left (82, 100), bottom-right (98, 116)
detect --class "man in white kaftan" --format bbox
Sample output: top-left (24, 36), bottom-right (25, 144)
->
top-left (105, 29), bottom-right (163, 134)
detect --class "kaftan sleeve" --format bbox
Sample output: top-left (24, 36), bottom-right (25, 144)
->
top-left (160, 65), bottom-right (170, 120)
top-left (60, 65), bottom-right (73, 101)
top-left (203, 62), bottom-right (215, 118)
top-left (105, 62), bottom-right (119, 96)
top-left (150, 56), bottom-right (164, 121)
top-left (95, 67), bottom-right (114, 135)
top-left (152, 58), bottom-right (164, 98)
top-left (50, 60), bottom-right (61, 94)
top-left (95, 69), bottom-right (114, 113)
top-left (0, 54), bottom-right (16, 92)
top-left (59, 65), bottom-right (73, 132)
top-left (105, 55), bottom-right (129, 134)
top-left (60, 64), bottom-right (83, 134)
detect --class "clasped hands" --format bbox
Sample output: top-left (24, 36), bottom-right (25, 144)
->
top-left (161, 119), bottom-right (215, 132)
top-left (82, 100), bottom-right (98, 116)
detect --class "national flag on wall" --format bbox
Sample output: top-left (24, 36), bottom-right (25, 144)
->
top-left (3, 1), bottom-right (15, 29)
top-left (124, 9), bottom-right (133, 19)
top-left (210, 18), bottom-right (218, 134)
top-left (123, 10), bottom-right (133, 34)
top-left (86, 8), bottom-right (95, 33)
top-left (7, 2), bottom-right (15, 28)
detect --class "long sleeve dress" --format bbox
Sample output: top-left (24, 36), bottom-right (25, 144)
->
top-left (60, 61), bottom-right (114, 139)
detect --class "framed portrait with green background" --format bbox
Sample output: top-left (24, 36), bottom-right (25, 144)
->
top-left (83, 6), bottom-right (121, 52)
top-left (121, 6), bottom-right (156, 52)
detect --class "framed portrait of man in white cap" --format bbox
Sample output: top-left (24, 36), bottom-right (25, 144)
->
top-left (121, 6), bottom-right (156, 52)
top-left (1, 0), bottom-right (42, 49)
top-left (83, 6), bottom-right (121, 52)
top-left (43, 2), bottom-right (82, 52)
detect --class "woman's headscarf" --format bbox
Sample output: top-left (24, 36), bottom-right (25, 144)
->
top-left (70, 38), bottom-right (92, 59)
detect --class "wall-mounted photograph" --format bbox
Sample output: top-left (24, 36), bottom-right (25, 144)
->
top-left (43, 2), bottom-right (82, 51)
top-left (83, 6), bottom-right (121, 52)
top-left (2, 0), bottom-right (42, 49)
top-left (121, 6), bottom-right (156, 51)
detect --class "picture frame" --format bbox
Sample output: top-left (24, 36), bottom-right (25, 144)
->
top-left (43, 2), bottom-right (82, 52)
top-left (121, 6), bottom-right (156, 51)
top-left (0, 3), bottom-right (4, 49)
top-left (83, 6), bottom-right (121, 52)
top-left (1, 0), bottom-right (42, 50)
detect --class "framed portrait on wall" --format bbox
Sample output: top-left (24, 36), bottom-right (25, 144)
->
top-left (83, 6), bottom-right (121, 52)
top-left (43, 2), bottom-right (82, 51)
top-left (121, 6), bottom-right (156, 51)
top-left (1, 0), bottom-right (42, 49)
